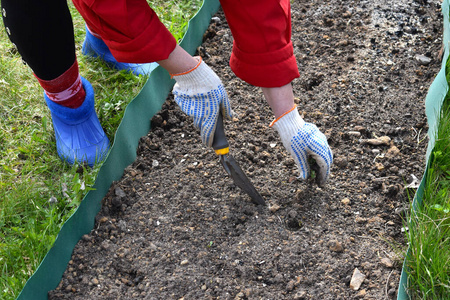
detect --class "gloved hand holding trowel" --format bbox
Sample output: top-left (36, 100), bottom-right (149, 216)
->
top-left (171, 56), bottom-right (234, 147)
top-left (171, 55), bottom-right (332, 199)
top-left (266, 86), bottom-right (333, 187)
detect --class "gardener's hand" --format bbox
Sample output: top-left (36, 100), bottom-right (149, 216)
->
top-left (270, 106), bottom-right (333, 187)
top-left (171, 57), bottom-right (233, 147)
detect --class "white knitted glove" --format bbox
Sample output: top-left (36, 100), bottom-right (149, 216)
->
top-left (271, 106), bottom-right (333, 186)
top-left (172, 57), bottom-right (233, 147)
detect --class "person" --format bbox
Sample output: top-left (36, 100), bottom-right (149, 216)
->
top-left (1, 0), bottom-right (333, 186)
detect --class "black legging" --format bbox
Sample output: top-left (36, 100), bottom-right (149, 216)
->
top-left (1, 0), bottom-right (75, 80)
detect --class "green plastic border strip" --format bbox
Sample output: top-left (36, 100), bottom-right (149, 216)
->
top-left (397, 0), bottom-right (450, 298)
top-left (16, 1), bottom-right (220, 299)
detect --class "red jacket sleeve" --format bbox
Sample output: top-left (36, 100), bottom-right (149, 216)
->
top-left (219, 0), bottom-right (300, 87)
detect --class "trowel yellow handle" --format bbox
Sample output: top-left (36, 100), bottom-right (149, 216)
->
top-left (212, 111), bottom-right (229, 155)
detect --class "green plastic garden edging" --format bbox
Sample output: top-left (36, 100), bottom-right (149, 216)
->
top-left (16, 1), bottom-right (220, 299)
top-left (397, 0), bottom-right (450, 298)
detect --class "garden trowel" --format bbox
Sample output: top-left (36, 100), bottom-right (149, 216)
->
top-left (212, 112), bottom-right (266, 206)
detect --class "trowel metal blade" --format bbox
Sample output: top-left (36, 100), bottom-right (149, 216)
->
top-left (220, 154), bottom-right (266, 206)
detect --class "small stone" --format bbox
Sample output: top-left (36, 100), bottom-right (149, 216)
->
top-left (180, 259), bottom-right (189, 266)
top-left (100, 240), bottom-right (111, 251)
top-left (293, 290), bottom-right (307, 299)
top-left (98, 216), bottom-right (109, 223)
top-left (350, 268), bottom-right (365, 290)
top-left (355, 216), bottom-right (367, 223)
top-left (334, 157), bottom-right (348, 168)
top-left (288, 210), bottom-right (297, 218)
top-left (389, 165), bottom-right (399, 173)
top-left (380, 257), bottom-right (393, 268)
top-left (368, 216), bottom-right (383, 224)
top-left (260, 151), bottom-right (271, 158)
top-left (348, 131), bottom-right (361, 137)
top-left (288, 176), bottom-right (297, 183)
top-left (375, 162), bottom-right (385, 171)
top-left (342, 11), bottom-right (352, 18)
top-left (92, 278), bottom-right (99, 285)
top-left (114, 187), bottom-right (126, 198)
top-left (385, 145), bottom-right (400, 158)
top-left (81, 234), bottom-right (92, 242)
top-left (337, 40), bottom-right (349, 46)
top-left (361, 136), bottom-right (391, 146)
top-left (286, 280), bottom-right (295, 291)
top-left (118, 220), bottom-right (127, 231)
top-left (111, 196), bottom-right (122, 208)
top-left (415, 54), bottom-right (432, 65)
top-left (65, 284), bottom-right (73, 292)
top-left (121, 278), bottom-right (129, 284)
top-left (269, 204), bottom-right (281, 213)
top-left (388, 288), bottom-right (397, 296)
top-left (341, 198), bottom-right (351, 205)
top-left (356, 289), bottom-right (367, 297)
top-left (273, 273), bottom-right (284, 283)
top-left (243, 288), bottom-right (252, 297)
top-left (211, 16), bottom-right (221, 23)
top-left (328, 240), bottom-right (344, 252)
top-left (406, 174), bottom-right (420, 189)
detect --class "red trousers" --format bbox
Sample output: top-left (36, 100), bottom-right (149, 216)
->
top-left (72, 0), bottom-right (299, 87)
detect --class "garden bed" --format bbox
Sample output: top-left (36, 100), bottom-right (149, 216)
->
top-left (48, 0), bottom-right (443, 299)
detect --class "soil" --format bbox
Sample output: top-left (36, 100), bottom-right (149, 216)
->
top-left (48, 0), bottom-right (443, 299)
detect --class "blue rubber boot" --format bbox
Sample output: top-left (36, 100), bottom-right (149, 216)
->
top-left (44, 77), bottom-right (110, 166)
top-left (82, 26), bottom-right (158, 76)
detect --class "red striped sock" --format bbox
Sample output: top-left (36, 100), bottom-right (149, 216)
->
top-left (35, 60), bottom-right (86, 109)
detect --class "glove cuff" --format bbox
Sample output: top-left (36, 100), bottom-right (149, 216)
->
top-left (170, 56), bottom-right (202, 78)
top-left (269, 106), bottom-right (305, 136)
top-left (171, 57), bottom-right (222, 93)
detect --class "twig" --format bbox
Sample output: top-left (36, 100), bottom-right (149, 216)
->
top-left (385, 269), bottom-right (394, 300)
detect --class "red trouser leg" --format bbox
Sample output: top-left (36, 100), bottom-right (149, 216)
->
top-left (71, 0), bottom-right (177, 63)
top-left (219, 0), bottom-right (300, 87)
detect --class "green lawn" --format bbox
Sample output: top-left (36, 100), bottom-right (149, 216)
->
top-left (404, 38), bottom-right (450, 300)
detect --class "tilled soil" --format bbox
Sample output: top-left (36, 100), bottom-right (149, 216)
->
top-left (48, 0), bottom-right (443, 299)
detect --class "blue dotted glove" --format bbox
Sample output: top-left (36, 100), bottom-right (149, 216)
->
top-left (172, 58), bottom-right (233, 147)
top-left (271, 106), bottom-right (333, 186)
